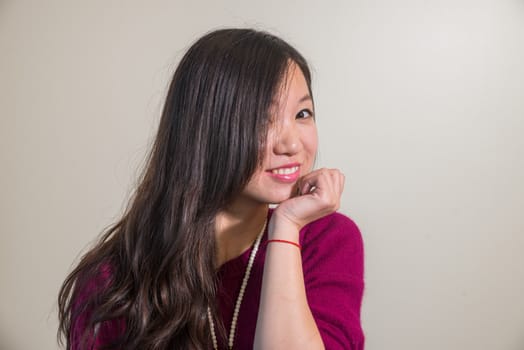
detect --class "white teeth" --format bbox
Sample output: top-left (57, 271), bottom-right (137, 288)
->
top-left (272, 166), bottom-right (299, 175)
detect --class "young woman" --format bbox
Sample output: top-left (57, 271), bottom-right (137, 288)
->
top-left (58, 28), bottom-right (364, 350)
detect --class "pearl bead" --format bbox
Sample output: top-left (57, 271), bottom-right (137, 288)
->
top-left (207, 219), bottom-right (267, 350)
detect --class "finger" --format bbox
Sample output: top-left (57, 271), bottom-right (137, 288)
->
top-left (300, 180), bottom-right (312, 195)
top-left (298, 168), bottom-right (324, 194)
top-left (332, 169), bottom-right (344, 195)
top-left (324, 169), bottom-right (343, 207)
top-left (300, 168), bottom-right (339, 203)
top-left (330, 169), bottom-right (343, 194)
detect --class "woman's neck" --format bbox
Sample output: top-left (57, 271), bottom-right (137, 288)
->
top-left (215, 200), bottom-right (269, 268)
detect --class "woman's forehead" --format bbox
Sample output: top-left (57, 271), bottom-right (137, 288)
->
top-left (273, 64), bottom-right (312, 110)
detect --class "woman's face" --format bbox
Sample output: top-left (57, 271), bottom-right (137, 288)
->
top-left (240, 63), bottom-right (318, 205)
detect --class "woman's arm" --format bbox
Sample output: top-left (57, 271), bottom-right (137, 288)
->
top-left (254, 168), bottom-right (345, 349)
top-left (254, 218), bottom-right (324, 349)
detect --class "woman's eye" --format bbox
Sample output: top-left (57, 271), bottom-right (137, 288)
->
top-left (296, 109), bottom-right (314, 119)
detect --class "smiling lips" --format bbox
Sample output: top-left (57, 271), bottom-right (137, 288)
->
top-left (267, 164), bottom-right (301, 183)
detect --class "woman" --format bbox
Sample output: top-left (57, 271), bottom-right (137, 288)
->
top-left (58, 28), bottom-right (364, 350)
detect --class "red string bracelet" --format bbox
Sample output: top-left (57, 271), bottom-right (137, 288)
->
top-left (266, 239), bottom-right (302, 250)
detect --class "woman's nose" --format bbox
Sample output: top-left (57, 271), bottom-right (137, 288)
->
top-left (272, 123), bottom-right (302, 156)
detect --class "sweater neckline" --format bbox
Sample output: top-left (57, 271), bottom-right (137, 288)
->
top-left (217, 209), bottom-right (272, 277)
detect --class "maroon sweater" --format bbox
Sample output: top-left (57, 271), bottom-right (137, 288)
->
top-left (71, 211), bottom-right (365, 349)
top-left (216, 210), bottom-right (365, 349)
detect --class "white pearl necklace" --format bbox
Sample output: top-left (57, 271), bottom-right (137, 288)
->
top-left (208, 219), bottom-right (267, 350)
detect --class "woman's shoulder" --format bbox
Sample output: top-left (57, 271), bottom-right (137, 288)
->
top-left (71, 261), bottom-right (116, 326)
top-left (70, 262), bottom-right (126, 349)
top-left (75, 262), bottom-right (114, 300)
top-left (299, 211), bottom-right (363, 251)
top-left (304, 211), bottom-right (361, 232)
top-left (299, 212), bottom-right (365, 348)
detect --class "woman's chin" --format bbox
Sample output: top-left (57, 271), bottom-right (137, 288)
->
top-left (267, 187), bottom-right (297, 204)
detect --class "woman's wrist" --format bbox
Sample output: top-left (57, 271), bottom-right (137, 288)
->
top-left (267, 214), bottom-right (301, 241)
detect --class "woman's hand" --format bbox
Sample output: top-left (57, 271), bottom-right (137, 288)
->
top-left (257, 168), bottom-right (343, 350)
top-left (270, 168), bottom-right (345, 238)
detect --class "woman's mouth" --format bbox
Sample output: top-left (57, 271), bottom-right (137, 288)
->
top-left (266, 165), bottom-right (300, 183)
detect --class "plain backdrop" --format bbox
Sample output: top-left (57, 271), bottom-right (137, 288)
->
top-left (1, 1), bottom-right (523, 349)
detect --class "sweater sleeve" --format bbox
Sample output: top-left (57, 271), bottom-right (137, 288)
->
top-left (300, 212), bottom-right (365, 349)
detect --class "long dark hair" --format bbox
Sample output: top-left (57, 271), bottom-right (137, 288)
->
top-left (58, 28), bottom-right (312, 349)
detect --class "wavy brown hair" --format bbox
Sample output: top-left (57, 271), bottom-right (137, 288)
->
top-left (58, 28), bottom-right (312, 349)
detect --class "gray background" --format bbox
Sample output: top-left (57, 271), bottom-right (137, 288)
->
top-left (1, 0), bottom-right (523, 349)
